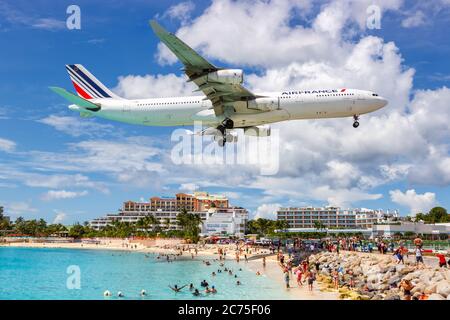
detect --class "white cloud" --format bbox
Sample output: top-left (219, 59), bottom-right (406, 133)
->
top-left (5, 202), bottom-right (38, 216)
top-left (39, 115), bottom-right (115, 137)
top-left (114, 73), bottom-right (198, 99)
top-left (162, 1), bottom-right (195, 23)
top-left (31, 18), bottom-right (65, 30)
top-left (179, 183), bottom-right (199, 192)
top-left (401, 10), bottom-right (426, 28)
top-left (53, 211), bottom-right (67, 224)
top-left (0, 137), bottom-right (16, 152)
top-left (42, 190), bottom-right (88, 201)
top-left (389, 189), bottom-right (437, 215)
top-left (254, 203), bottom-right (282, 220)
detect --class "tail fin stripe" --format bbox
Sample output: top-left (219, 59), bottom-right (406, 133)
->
top-left (71, 81), bottom-right (93, 99)
top-left (69, 74), bottom-right (101, 99)
top-left (68, 64), bottom-right (111, 98)
top-left (66, 66), bottom-right (102, 98)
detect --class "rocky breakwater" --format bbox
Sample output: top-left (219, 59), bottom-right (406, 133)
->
top-left (309, 251), bottom-right (450, 300)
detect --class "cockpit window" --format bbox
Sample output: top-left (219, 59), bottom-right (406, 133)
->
top-left (372, 93), bottom-right (379, 96)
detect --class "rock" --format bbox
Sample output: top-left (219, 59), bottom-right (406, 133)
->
top-left (424, 283), bottom-right (437, 294)
top-left (436, 280), bottom-right (450, 298)
top-left (388, 275), bottom-right (401, 285)
top-left (411, 283), bottom-right (425, 295)
top-left (384, 294), bottom-right (401, 300)
top-left (428, 293), bottom-right (445, 300)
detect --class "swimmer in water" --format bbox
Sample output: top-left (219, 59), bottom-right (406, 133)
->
top-left (169, 284), bottom-right (187, 292)
top-left (236, 280), bottom-right (241, 285)
top-left (193, 289), bottom-right (200, 296)
top-left (200, 280), bottom-right (209, 287)
top-left (210, 286), bottom-right (217, 293)
top-left (212, 272), bottom-right (216, 276)
top-left (189, 283), bottom-right (194, 291)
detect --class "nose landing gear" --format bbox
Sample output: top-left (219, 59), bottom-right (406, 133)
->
top-left (353, 115), bottom-right (360, 128)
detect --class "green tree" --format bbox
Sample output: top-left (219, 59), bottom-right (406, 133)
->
top-left (177, 208), bottom-right (202, 242)
top-left (428, 207), bottom-right (449, 223)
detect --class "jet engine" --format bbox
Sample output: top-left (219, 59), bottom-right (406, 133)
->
top-left (244, 125), bottom-right (271, 137)
top-left (206, 69), bottom-right (243, 85)
top-left (247, 97), bottom-right (279, 111)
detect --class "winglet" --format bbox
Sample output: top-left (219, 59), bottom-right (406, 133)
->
top-left (50, 86), bottom-right (101, 111)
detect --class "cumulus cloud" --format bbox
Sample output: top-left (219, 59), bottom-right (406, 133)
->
top-left (179, 183), bottom-right (199, 192)
top-left (162, 1), bottom-right (195, 23)
top-left (4, 202), bottom-right (38, 216)
top-left (389, 189), bottom-right (437, 215)
top-left (401, 10), bottom-right (426, 28)
top-left (53, 211), bottom-right (68, 224)
top-left (42, 190), bottom-right (88, 201)
top-left (114, 73), bottom-right (198, 99)
top-left (38, 115), bottom-right (115, 137)
top-left (254, 203), bottom-right (282, 219)
top-left (0, 137), bottom-right (16, 152)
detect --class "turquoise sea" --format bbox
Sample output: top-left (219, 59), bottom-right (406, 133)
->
top-left (0, 247), bottom-right (291, 300)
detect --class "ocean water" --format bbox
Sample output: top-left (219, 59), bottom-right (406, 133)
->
top-left (0, 247), bottom-right (291, 300)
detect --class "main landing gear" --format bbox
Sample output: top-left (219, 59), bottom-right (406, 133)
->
top-left (215, 118), bottom-right (236, 147)
top-left (353, 115), bottom-right (360, 128)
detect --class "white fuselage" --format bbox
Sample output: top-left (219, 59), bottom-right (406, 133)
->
top-left (70, 88), bottom-right (387, 128)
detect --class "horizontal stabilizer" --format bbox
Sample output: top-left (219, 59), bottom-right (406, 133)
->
top-left (49, 87), bottom-right (101, 111)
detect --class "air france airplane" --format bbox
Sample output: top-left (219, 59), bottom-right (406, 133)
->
top-left (51, 20), bottom-right (388, 146)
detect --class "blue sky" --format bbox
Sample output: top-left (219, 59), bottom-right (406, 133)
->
top-left (1, 0), bottom-right (450, 223)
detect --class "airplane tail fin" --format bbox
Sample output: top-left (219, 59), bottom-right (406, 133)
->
top-left (65, 64), bottom-right (122, 100)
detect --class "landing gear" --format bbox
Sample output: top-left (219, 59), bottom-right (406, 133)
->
top-left (353, 115), bottom-right (360, 128)
top-left (215, 118), bottom-right (235, 147)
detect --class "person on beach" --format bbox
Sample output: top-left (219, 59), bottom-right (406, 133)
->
top-left (415, 246), bottom-right (424, 267)
top-left (284, 270), bottom-right (290, 289)
top-left (348, 270), bottom-right (355, 289)
top-left (399, 279), bottom-right (414, 300)
top-left (394, 247), bottom-right (404, 264)
top-left (436, 253), bottom-right (448, 268)
top-left (169, 284), bottom-right (187, 293)
top-left (263, 256), bottom-right (266, 268)
top-left (296, 268), bottom-right (303, 286)
top-left (306, 270), bottom-right (316, 292)
top-left (332, 269), bottom-right (339, 290)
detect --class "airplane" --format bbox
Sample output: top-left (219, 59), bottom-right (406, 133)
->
top-left (51, 20), bottom-right (388, 147)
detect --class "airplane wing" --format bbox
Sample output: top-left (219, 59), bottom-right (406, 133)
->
top-left (150, 20), bottom-right (258, 116)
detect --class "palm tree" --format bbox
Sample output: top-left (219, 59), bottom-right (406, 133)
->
top-left (177, 208), bottom-right (202, 243)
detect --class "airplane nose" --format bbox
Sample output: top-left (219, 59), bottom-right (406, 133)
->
top-left (377, 97), bottom-right (388, 109)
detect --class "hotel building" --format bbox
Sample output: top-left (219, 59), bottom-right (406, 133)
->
top-left (89, 192), bottom-right (246, 236)
top-left (277, 206), bottom-right (399, 230)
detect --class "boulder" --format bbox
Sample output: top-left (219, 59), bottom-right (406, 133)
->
top-left (436, 280), bottom-right (450, 298)
top-left (424, 283), bottom-right (437, 294)
top-left (384, 294), bottom-right (401, 300)
top-left (428, 293), bottom-right (445, 300)
top-left (388, 275), bottom-right (401, 285)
